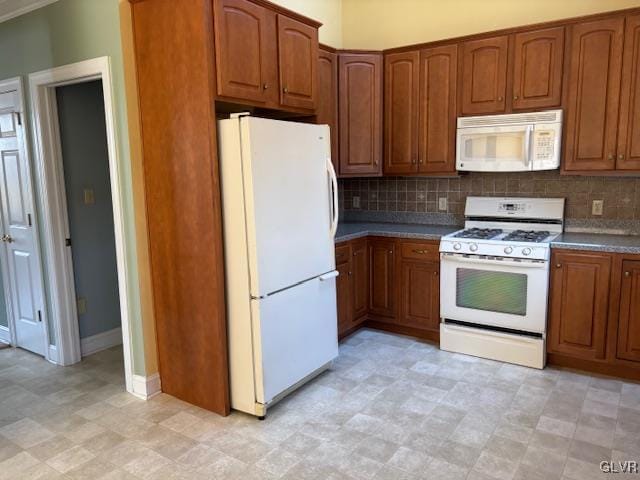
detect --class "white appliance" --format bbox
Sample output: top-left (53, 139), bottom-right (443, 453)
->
top-left (456, 110), bottom-right (562, 172)
top-left (218, 115), bottom-right (339, 418)
top-left (439, 196), bottom-right (565, 369)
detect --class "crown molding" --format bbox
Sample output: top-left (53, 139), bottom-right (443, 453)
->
top-left (0, 0), bottom-right (59, 24)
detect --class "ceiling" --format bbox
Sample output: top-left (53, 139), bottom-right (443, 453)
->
top-left (0, 0), bottom-right (58, 23)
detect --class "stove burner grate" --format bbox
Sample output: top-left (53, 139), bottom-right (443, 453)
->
top-left (454, 228), bottom-right (503, 240)
top-left (503, 230), bottom-right (550, 243)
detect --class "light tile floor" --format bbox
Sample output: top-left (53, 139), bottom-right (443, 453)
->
top-left (1, 329), bottom-right (639, 479)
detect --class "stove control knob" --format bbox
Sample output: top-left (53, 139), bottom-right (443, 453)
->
top-left (522, 247), bottom-right (532, 256)
top-left (469, 243), bottom-right (478, 252)
top-left (453, 242), bottom-right (462, 251)
top-left (504, 246), bottom-right (513, 254)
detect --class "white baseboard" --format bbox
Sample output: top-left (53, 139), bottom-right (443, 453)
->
top-left (131, 373), bottom-right (161, 400)
top-left (81, 327), bottom-right (123, 357)
top-left (48, 344), bottom-right (59, 364)
top-left (0, 326), bottom-right (10, 344)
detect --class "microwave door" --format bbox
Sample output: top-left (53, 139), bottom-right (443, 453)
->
top-left (457, 125), bottom-right (532, 172)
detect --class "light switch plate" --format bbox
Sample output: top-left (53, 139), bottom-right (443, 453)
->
top-left (352, 196), bottom-right (360, 208)
top-left (439, 197), bottom-right (448, 211)
top-left (83, 189), bottom-right (95, 205)
top-left (592, 200), bottom-right (604, 216)
top-left (77, 298), bottom-right (87, 315)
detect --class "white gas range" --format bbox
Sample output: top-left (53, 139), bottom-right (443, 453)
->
top-left (439, 196), bottom-right (565, 369)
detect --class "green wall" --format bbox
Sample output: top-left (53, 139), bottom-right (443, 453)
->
top-left (0, 0), bottom-right (146, 374)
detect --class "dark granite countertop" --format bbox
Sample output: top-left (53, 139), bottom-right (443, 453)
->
top-left (336, 222), bottom-right (640, 254)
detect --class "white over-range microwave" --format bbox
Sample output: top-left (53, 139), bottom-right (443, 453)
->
top-left (456, 109), bottom-right (562, 172)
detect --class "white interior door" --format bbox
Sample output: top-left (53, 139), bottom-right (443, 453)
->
top-left (0, 89), bottom-right (47, 356)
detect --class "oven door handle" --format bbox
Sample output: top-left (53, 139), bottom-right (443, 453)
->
top-left (441, 254), bottom-right (547, 269)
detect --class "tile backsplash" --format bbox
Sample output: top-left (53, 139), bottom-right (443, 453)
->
top-left (339, 171), bottom-right (640, 234)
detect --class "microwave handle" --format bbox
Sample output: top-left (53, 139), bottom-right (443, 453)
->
top-left (524, 125), bottom-right (533, 169)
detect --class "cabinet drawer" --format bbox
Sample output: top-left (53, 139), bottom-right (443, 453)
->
top-left (335, 244), bottom-right (351, 265)
top-left (400, 241), bottom-right (440, 261)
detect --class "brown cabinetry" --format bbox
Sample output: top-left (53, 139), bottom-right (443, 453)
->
top-left (617, 15), bottom-right (640, 171)
top-left (339, 52), bottom-right (383, 176)
top-left (564, 18), bottom-right (624, 172)
top-left (418, 45), bottom-right (458, 174)
top-left (277, 14), bottom-right (318, 110)
top-left (511, 27), bottom-right (564, 110)
top-left (383, 46), bottom-right (457, 175)
top-left (617, 261), bottom-right (640, 362)
top-left (460, 36), bottom-right (509, 115)
top-left (548, 251), bottom-right (612, 360)
top-left (398, 242), bottom-right (440, 332)
top-left (384, 51), bottom-right (419, 174)
top-left (212, 0), bottom-right (319, 113)
top-left (368, 238), bottom-right (396, 317)
top-left (335, 240), bottom-right (368, 338)
top-left (317, 46), bottom-right (339, 169)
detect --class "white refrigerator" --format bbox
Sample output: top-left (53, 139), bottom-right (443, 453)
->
top-left (218, 115), bottom-right (340, 418)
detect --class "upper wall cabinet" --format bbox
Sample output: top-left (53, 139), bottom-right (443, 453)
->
top-left (563, 17), bottom-right (625, 172)
top-left (384, 51), bottom-right (419, 175)
top-left (460, 29), bottom-right (564, 116)
top-left (317, 46), bottom-right (339, 169)
top-left (384, 46), bottom-right (457, 175)
top-left (277, 14), bottom-right (318, 110)
top-left (339, 52), bottom-right (383, 177)
top-left (617, 14), bottom-right (640, 171)
top-left (512, 27), bottom-right (564, 110)
top-left (418, 45), bottom-right (458, 174)
top-left (212, 0), bottom-right (319, 113)
top-left (460, 36), bottom-right (509, 115)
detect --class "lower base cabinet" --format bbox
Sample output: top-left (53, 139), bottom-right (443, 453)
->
top-left (335, 237), bottom-right (440, 341)
top-left (547, 249), bottom-right (640, 381)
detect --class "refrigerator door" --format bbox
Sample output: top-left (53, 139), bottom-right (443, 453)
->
top-left (251, 273), bottom-right (339, 405)
top-left (241, 117), bottom-right (336, 297)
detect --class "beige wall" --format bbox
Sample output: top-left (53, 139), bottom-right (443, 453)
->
top-left (271, 0), bottom-right (343, 47)
top-left (342, 0), bottom-right (640, 49)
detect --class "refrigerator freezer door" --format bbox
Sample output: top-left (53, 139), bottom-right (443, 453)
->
top-left (252, 274), bottom-right (339, 405)
top-left (241, 118), bottom-right (335, 297)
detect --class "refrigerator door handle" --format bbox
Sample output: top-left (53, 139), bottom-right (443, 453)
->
top-left (319, 270), bottom-right (339, 282)
top-left (327, 157), bottom-right (339, 238)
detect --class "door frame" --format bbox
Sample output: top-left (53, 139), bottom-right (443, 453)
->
top-left (0, 76), bottom-right (51, 353)
top-left (28, 57), bottom-right (135, 393)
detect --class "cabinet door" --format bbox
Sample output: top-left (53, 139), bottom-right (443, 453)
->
top-left (460, 36), bottom-right (508, 115)
top-left (317, 48), bottom-right (339, 169)
top-left (511, 27), bottom-right (564, 110)
top-left (617, 261), bottom-right (640, 363)
top-left (617, 15), bottom-right (640, 171)
top-left (418, 44), bottom-right (458, 174)
top-left (339, 53), bottom-right (383, 176)
top-left (336, 261), bottom-right (352, 337)
top-left (384, 51), bottom-right (419, 175)
top-left (564, 18), bottom-right (624, 172)
top-left (368, 239), bottom-right (396, 318)
top-left (399, 260), bottom-right (440, 331)
top-left (351, 239), bottom-right (369, 321)
top-left (548, 251), bottom-right (612, 360)
top-left (277, 14), bottom-right (318, 110)
top-left (213, 0), bottom-right (274, 103)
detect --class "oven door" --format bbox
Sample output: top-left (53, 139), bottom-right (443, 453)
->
top-left (456, 125), bottom-right (532, 172)
top-left (440, 253), bottom-right (549, 334)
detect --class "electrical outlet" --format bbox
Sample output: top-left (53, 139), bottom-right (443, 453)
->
top-left (438, 197), bottom-right (448, 211)
top-left (352, 196), bottom-right (360, 209)
top-left (592, 200), bottom-right (604, 216)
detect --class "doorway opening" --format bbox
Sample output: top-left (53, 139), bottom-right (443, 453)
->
top-left (25, 57), bottom-right (137, 396)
